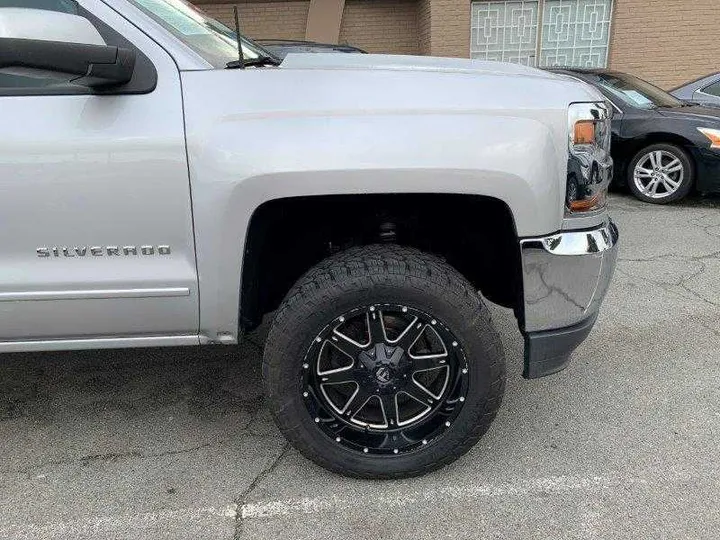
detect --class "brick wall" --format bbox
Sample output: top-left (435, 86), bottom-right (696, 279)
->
top-left (197, 1), bottom-right (310, 41)
top-left (339, 0), bottom-right (419, 54)
top-left (609, 0), bottom-right (720, 89)
top-left (424, 0), bottom-right (470, 57)
top-left (417, 0), bottom-right (431, 54)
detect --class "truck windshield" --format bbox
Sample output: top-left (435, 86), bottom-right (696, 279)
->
top-left (126, 0), bottom-right (275, 68)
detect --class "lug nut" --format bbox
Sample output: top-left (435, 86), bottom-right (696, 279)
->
top-left (452, 341), bottom-right (458, 347)
top-left (336, 437), bottom-right (341, 442)
top-left (431, 319), bottom-right (436, 325)
top-left (315, 417), bottom-right (320, 423)
top-left (303, 391), bottom-right (309, 397)
top-left (338, 316), bottom-right (345, 322)
top-left (445, 421), bottom-right (451, 427)
top-left (315, 337), bottom-right (322, 343)
top-left (462, 368), bottom-right (468, 374)
top-left (303, 363), bottom-right (309, 369)
top-left (459, 396), bottom-right (465, 402)
top-left (422, 439), bottom-right (428, 445)
top-left (402, 307), bottom-right (408, 312)
top-left (363, 447), bottom-right (369, 453)
top-left (393, 449), bottom-right (399, 454)
top-left (369, 306), bottom-right (375, 312)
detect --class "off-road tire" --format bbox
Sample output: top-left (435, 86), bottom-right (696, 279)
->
top-left (263, 244), bottom-right (506, 479)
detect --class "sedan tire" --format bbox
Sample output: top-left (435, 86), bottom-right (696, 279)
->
top-left (627, 143), bottom-right (694, 204)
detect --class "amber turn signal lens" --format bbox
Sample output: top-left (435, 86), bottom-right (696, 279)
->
top-left (569, 192), bottom-right (604, 212)
top-left (698, 127), bottom-right (720, 149)
top-left (573, 120), bottom-right (595, 145)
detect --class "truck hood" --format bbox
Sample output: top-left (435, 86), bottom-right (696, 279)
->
top-left (280, 53), bottom-right (563, 81)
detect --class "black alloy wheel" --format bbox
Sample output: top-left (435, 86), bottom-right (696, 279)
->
top-left (302, 304), bottom-right (468, 455)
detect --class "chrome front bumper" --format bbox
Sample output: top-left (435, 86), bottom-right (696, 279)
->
top-left (519, 220), bottom-right (619, 378)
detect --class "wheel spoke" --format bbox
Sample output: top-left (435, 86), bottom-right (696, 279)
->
top-left (379, 394), bottom-right (398, 426)
top-left (662, 174), bottom-right (680, 191)
top-left (635, 167), bottom-right (653, 178)
top-left (402, 381), bottom-right (435, 406)
top-left (663, 158), bottom-right (682, 174)
top-left (318, 367), bottom-right (356, 385)
top-left (367, 309), bottom-right (386, 343)
top-left (648, 152), bottom-right (658, 169)
top-left (654, 151), bottom-right (664, 168)
top-left (329, 331), bottom-right (364, 360)
top-left (396, 319), bottom-right (426, 350)
top-left (648, 179), bottom-right (660, 195)
top-left (411, 354), bottom-right (447, 371)
top-left (344, 387), bottom-right (373, 416)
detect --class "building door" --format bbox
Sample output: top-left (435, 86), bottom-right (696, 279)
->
top-left (471, 0), bottom-right (614, 68)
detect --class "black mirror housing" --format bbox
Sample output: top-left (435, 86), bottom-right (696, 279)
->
top-left (0, 38), bottom-right (136, 88)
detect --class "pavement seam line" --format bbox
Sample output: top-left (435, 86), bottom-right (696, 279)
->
top-left (233, 442), bottom-right (290, 539)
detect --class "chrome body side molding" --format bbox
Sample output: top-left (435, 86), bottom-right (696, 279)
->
top-left (0, 288), bottom-right (190, 302)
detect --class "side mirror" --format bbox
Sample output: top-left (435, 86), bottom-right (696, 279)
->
top-left (0, 8), bottom-right (136, 88)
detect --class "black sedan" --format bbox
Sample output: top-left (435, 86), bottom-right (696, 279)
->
top-left (551, 69), bottom-right (720, 203)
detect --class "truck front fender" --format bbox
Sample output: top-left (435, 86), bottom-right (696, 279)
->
top-left (182, 74), bottom-right (566, 341)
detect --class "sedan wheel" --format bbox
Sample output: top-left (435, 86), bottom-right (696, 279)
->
top-left (628, 143), bottom-right (693, 204)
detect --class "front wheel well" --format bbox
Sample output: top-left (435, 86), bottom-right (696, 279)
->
top-left (239, 194), bottom-right (523, 331)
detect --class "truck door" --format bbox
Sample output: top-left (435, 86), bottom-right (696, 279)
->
top-left (0, 1), bottom-right (199, 346)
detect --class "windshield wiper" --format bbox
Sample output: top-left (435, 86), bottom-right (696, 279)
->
top-left (226, 56), bottom-right (279, 69)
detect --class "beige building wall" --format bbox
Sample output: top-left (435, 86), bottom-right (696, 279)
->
top-left (421, 0), bottom-right (469, 57)
top-left (196, 0), bottom-right (310, 40)
top-left (339, 0), bottom-right (419, 54)
top-left (609, 0), bottom-right (720, 89)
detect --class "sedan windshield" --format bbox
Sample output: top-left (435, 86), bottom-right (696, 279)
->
top-left (592, 72), bottom-right (684, 109)
top-left (126, 0), bottom-right (275, 68)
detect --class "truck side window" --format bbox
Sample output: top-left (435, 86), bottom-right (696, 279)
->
top-left (0, 2), bottom-right (157, 95)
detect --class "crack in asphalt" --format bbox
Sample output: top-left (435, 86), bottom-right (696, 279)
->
top-left (233, 442), bottom-right (290, 540)
top-left (615, 263), bottom-right (720, 311)
top-left (1, 440), bottom-right (232, 475)
top-left (0, 396), bottom-right (270, 476)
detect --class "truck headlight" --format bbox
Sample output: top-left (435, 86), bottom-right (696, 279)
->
top-left (698, 127), bottom-right (720, 150)
top-left (566, 102), bottom-right (613, 213)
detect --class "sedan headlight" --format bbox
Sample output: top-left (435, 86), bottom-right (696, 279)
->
top-left (566, 102), bottom-right (613, 213)
top-left (698, 127), bottom-right (720, 149)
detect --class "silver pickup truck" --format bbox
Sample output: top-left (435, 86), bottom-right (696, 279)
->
top-left (0, 1), bottom-right (618, 479)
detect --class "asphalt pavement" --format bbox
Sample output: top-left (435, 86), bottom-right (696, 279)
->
top-left (0, 193), bottom-right (718, 539)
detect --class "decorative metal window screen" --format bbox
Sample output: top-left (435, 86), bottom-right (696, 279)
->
top-left (470, 1), bottom-right (539, 66)
top-left (539, 0), bottom-right (613, 67)
top-left (471, 0), bottom-right (613, 69)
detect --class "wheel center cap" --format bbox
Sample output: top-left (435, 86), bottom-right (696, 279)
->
top-left (358, 343), bottom-right (409, 389)
top-left (375, 366), bottom-right (392, 383)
